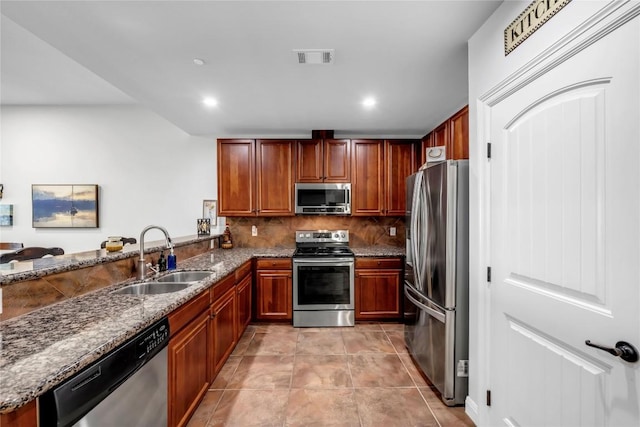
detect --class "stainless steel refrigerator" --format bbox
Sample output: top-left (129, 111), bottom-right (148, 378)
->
top-left (404, 159), bottom-right (469, 406)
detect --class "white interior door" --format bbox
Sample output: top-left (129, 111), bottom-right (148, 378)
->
top-left (489, 16), bottom-right (640, 427)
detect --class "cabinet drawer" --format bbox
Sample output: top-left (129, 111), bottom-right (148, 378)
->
top-left (168, 290), bottom-right (210, 336)
top-left (355, 257), bottom-right (403, 269)
top-left (255, 258), bottom-right (292, 270)
top-left (235, 260), bottom-right (252, 281)
top-left (211, 273), bottom-right (236, 301)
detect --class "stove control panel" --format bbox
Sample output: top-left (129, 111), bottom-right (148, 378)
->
top-left (296, 230), bottom-right (349, 243)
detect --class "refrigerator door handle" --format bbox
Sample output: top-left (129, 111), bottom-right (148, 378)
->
top-left (410, 172), bottom-right (423, 292)
top-left (404, 284), bottom-right (445, 323)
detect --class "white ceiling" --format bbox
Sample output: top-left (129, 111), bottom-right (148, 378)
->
top-left (0, 0), bottom-right (502, 138)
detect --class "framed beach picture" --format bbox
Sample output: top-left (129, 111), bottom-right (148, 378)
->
top-left (0, 204), bottom-right (13, 226)
top-left (32, 184), bottom-right (99, 228)
top-left (203, 199), bottom-right (217, 226)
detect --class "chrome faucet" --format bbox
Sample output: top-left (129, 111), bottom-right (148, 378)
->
top-left (137, 225), bottom-right (173, 280)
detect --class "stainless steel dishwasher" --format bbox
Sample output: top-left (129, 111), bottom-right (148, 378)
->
top-left (39, 317), bottom-right (170, 427)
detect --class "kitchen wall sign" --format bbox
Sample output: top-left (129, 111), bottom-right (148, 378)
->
top-left (32, 184), bottom-right (99, 228)
top-left (0, 204), bottom-right (13, 226)
top-left (505, 0), bottom-right (572, 55)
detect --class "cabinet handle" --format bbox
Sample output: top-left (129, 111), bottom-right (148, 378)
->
top-left (210, 312), bottom-right (217, 319)
top-left (377, 261), bottom-right (381, 265)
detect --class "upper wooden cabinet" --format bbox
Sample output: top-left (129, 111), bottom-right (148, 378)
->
top-left (256, 140), bottom-right (295, 216)
top-left (385, 140), bottom-right (417, 216)
top-left (296, 139), bottom-right (351, 182)
top-left (421, 105), bottom-right (469, 163)
top-left (448, 106), bottom-right (469, 160)
top-left (352, 139), bottom-right (417, 216)
top-left (219, 137), bottom-right (416, 217)
top-left (217, 139), bottom-right (295, 216)
top-left (351, 139), bottom-right (385, 216)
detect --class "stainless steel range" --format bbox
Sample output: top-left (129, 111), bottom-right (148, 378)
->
top-left (293, 230), bottom-right (355, 327)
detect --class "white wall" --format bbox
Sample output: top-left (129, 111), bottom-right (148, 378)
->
top-left (0, 105), bottom-right (218, 253)
top-left (467, 1), bottom-right (613, 425)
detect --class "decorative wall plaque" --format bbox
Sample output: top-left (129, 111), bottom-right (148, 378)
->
top-left (505, 0), bottom-right (572, 55)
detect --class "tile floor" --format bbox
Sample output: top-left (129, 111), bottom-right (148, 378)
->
top-left (187, 323), bottom-right (475, 427)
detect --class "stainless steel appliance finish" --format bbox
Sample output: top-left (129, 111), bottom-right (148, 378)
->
top-left (294, 183), bottom-right (351, 214)
top-left (404, 159), bottom-right (469, 406)
top-left (293, 230), bottom-right (355, 327)
top-left (39, 318), bottom-right (170, 427)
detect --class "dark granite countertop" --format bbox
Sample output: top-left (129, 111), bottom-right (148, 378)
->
top-left (0, 245), bottom-right (402, 413)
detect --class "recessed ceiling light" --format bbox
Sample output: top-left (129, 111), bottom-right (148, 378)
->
top-left (202, 97), bottom-right (218, 107)
top-left (362, 97), bottom-right (376, 108)
top-left (193, 58), bottom-right (206, 66)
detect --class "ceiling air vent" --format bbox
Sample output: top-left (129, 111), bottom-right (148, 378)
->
top-left (293, 49), bottom-right (335, 65)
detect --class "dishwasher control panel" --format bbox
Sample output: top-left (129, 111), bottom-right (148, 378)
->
top-left (136, 318), bottom-right (170, 361)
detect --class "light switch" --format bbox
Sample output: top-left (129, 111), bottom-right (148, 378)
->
top-left (390, 227), bottom-right (396, 236)
top-left (251, 225), bottom-right (258, 236)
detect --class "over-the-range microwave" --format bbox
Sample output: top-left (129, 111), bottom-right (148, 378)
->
top-left (294, 183), bottom-right (351, 215)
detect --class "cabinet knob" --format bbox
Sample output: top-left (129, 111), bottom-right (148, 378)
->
top-left (210, 312), bottom-right (217, 319)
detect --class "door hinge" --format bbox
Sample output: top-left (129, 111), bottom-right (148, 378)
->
top-left (487, 266), bottom-right (492, 283)
top-left (486, 390), bottom-right (492, 406)
top-left (487, 142), bottom-right (492, 159)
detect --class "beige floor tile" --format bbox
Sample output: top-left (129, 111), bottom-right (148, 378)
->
top-left (245, 332), bottom-right (298, 355)
top-left (291, 355), bottom-right (352, 388)
top-left (226, 355), bottom-right (294, 389)
top-left (186, 390), bottom-right (223, 427)
top-left (207, 389), bottom-right (289, 426)
top-left (253, 323), bottom-right (300, 333)
top-left (352, 322), bottom-right (383, 331)
top-left (342, 331), bottom-right (396, 354)
top-left (230, 330), bottom-right (255, 356)
top-left (348, 354), bottom-right (414, 387)
top-left (191, 324), bottom-right (474, 426)
top-left (354, 387), bottom-right (439, 427)
top-left (210, 356), bottom-right (241, 390)
top-left (386, 330), bottom-right (408, 353)
top-left (296, 330), bottom-right (346, 354)
top-left (285, 389), bottom-right (360, 427)
top-left (420, 387), bottom-right (476, 427)
top-left (398, 353), bottom-right (431, 387)
top-left (380, 323), bottom-right (405, 332)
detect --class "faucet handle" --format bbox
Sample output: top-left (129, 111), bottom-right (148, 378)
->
top-left (146, 262), bottom-right (160, 276)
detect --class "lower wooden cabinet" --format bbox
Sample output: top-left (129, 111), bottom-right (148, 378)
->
top-left (168, 309), bottom-right (210, 427)
top-left (210, 286), bottom-right (237, 377)
top-left (355, 257), bottom-right (403, 321)
top-left (0, 400), bottom-right (37, 427)
top-left (255, 258), bottom-right (292, 321)
top-left (236, 274), bottom-right (252, 338)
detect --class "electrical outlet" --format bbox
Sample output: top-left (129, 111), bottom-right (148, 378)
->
top-left (390, 227), bottom-right (396, 236)
top-left (251, 225), bottom-right (258, 236)
top-left (457, 360), bottom-right (469, 377)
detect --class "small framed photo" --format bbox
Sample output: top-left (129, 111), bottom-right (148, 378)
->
top-left (202, 199), bottom-right (217, 226)
top-left (32, 184), bottom-right (99, 228)
top-left (197, 218), bottom-right (211, 236)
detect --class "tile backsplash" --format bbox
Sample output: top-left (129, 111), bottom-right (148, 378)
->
top-left (226, 216), bottom-right (405, 248)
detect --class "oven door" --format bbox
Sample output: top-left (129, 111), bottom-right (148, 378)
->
top-left (293, 258), bottom-right (354, 310)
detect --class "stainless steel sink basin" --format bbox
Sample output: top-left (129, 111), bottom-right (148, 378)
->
top-left (155, 271), bottom-right (213, 283)
top-left (112, 282), bottom-right (192, 295)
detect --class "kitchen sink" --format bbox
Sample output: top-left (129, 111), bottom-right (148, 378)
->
top-left (112, 282), bottom-right (192, 295)
top-left (155, 270), bottom-right (213, 283)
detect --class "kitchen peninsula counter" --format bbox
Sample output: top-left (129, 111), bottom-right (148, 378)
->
top-left (0, 244), bottom-right (404, 413)
top-left (0, 247), bottom-right (293, 413)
